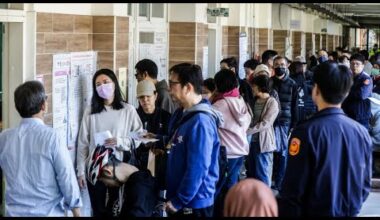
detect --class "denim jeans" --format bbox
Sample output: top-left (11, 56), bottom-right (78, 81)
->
top-left (246, 139), bottom-right (274, 187)
top-left (226, 157), bottom-right (244, 189)
top-left (272, 124), bottom-right (290, 190)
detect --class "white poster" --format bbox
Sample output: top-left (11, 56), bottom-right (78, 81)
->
top-left (68, 51), bottom-right (97, 150)
top-left (239, 32), bottom-right (248, 80)
top-left (52, 53), bottom-right (71, 158)
top-left (203, 47), bottom-right (209, 80)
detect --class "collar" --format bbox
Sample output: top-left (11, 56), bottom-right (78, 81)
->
top-left (313, 107), bottom-right (344, 118)
top-left (20, 117), bottom-right (45, 125)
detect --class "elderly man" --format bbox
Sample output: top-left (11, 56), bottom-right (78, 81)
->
top-left (0, 81), bottom-right (81, 216)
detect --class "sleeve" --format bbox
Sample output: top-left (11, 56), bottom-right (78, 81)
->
top-left (116, 107), bottom-right (144, 151)
top-left (76, 107), bottom-right (91, 177)
top-left (291, 83), bottom-right (299, 129)
top-left (159, 90), bottom-right (176, 114)
top-left (211, 100), bottom-right (227, 129)
top-left (278, 129), bottom-right (311, 217)
top-left (247, 99), bottom-right (279, 135)
top-left (53, 132), bottom-right (82, 209)
top-left (350, 77), bottom-right (373, 100)
top-left (362, 132), bottom-right (373, 202)
top-left (170, 116), bottom-right (215, 210)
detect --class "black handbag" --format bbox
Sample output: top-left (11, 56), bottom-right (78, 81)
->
top-left (123, 138), bottom-right (142, 169)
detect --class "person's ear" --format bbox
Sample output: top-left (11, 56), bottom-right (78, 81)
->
top-left (102, 166), bottom-right (113, 177)
top-left (41, 101), bottom-right (48, 114)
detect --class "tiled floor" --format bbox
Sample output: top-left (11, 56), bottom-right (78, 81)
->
top-left (358, 189), bottom-right (380, 217)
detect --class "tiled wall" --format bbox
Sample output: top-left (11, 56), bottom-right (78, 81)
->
top-left (327, 34), bottom-right (334, 52)
top-left (321, 33), bottom-right (327, 50)
top-left (258, 28), bottom-right (271, 56)
top-left (315, 34), bottom-right (321, 51)
top-left (273, 30), bottom-right (288, 57)
top-left (221, 26), bottom-right (240, 59)
top-left (36, 12), bottom-right (129, 125)
top-left (169, 22), bottom-right (196, 69)
top-left (292, 31), bottom-right (302, 59)
top-left (305, 32), bottom-right (313, 52)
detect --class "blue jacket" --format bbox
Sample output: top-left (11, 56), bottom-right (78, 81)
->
top-left (166, 99), bottom-right (223, 210)
top-left (342, 71), bottom-right (373, 128)
top-left (278, 108), bottom-right (372, 217)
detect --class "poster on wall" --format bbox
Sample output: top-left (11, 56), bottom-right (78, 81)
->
top-left (239, 32), bottom-right (248, 80)
top-left (67, 51), bottom-right (97, 151)
top-left (52, 53), bottom-right (71, 159)
top-left (203, 47), bottom-right (209, 79)
top-left (52, 51), bottom-right (97, 217)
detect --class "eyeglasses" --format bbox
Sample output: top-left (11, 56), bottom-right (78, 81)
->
top-left (169, 80), bottom-right (181, 87)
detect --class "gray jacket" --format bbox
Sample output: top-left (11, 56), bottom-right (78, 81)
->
top-left (155, 80), bottom-right (178, 114)
top-left (247, 97), bottom-right (279, 153)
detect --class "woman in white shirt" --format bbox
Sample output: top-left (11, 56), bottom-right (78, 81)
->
top-left (76, 68), bottom-right (143, 217)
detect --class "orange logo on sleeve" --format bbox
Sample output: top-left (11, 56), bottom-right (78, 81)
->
top-left (364, 79), bottom-right (370, 85)
top-left (289, 138), bottom-right (301, 156)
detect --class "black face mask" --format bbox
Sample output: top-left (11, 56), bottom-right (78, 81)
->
top-left (275, 67), bottom-right (287, 76)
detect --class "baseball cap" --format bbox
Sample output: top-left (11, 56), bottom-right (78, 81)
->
top-left (294, 56), bottom-right (307, 64)
top-left (136, 80), bottom-right (156, 97)
top-left (254, 64), bottom-right (270, 76)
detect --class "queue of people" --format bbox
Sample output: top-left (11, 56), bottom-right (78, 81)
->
top-left (0, 45), bottom-right (378, 217)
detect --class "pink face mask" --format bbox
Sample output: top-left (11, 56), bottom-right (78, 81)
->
top-left (96, 83), bottom-right (114, 100)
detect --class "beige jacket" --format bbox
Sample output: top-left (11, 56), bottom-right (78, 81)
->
top-left (247, 97), bottom-right (279, 153)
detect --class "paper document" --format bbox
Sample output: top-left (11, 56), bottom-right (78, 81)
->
top-left (94, 130), bottom-right (113, 147)
top-left (129, 130), bottom-right (159, 144)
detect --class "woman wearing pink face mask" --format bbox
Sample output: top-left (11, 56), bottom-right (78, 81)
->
top-left (76, 68), bottom-right (144, 217)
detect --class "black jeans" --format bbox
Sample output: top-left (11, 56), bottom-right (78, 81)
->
top-left (171, 205), bottom-right (214, 217)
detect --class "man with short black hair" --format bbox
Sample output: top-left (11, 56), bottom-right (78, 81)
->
top-left (135, 59), bottom-right (177, 113)
top-left (261, 50), bottom-right (278, 76)
top-left (243, 59), bottom-right (260, 80)
top-left (278, 62), bottom-right (372, 217)
top-left (0, 81), bottom-right (81, 216)
top-left (359, 50), bottom-right (373, 74)
top-left (342, 53), bottom-right (373, 129)
top-left (271, 56), bottom-right (299, 193)
top-left (164, 63), bottom-right (223, 217)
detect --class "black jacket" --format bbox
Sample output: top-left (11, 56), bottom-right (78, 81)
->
top-left (271, 73), bottom-right (299, 128)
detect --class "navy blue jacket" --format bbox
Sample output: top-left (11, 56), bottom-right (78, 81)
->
top-left (342, 72), bottom-right (373, 128)
top-left (278, 108), bottom-right (372, 217)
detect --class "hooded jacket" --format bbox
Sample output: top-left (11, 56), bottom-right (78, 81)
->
top-left (166, 99), bottom-right (224, 210)
top-left (155, 80), bottom-right (178, 114)
top-left (212, 96), bottom-right (251, 158)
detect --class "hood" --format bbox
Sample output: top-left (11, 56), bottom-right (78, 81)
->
top-left (369, 93), bottom-right (380, 115)
top-left (156, 80), bottom-right (169, 90)
top-left (222, 97), bottom-right (249, 126)
top-left (183, 98), bottom-right (225, 128)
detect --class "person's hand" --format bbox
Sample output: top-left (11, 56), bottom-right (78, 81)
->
top-left (78, 175), bottom-right (86, 189)
top-left (164, 201), bottom-right (178, 214)
top-left (142, 132), bottom-right (156, 139)
top-left (104, 137), bottom-right (117, 147)
top-left (72, 207), bottom-right (81, 217)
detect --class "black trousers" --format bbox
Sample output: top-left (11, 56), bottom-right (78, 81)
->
top-left (87, 180), bottom-right (119, 217)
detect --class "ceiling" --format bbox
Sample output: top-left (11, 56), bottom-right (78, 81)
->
top-left (328, 3), bottom-right (380, 29)
top-left (287, 3), bottom-right (380, 30)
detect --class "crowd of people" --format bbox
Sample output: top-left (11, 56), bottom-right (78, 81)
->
top-left (1, 44), bottom-right (380, 217)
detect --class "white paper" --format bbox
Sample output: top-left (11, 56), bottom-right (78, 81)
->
top-left (203, 47), bottom-right (209, 79)
top-left (129, 131), bottom-right (159, 144)
top-left (94, 130), bottom-right (113, 147)
top-left (52, 53), bottom-right (72, 161)
top-left (239, 33), bottom-right (248, 80)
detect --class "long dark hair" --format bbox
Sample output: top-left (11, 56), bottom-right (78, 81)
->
top-left (91, 68), bottom-right (125, 114)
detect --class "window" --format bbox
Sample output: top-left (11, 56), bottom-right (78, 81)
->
top-left (127, 3), bottom-right (132, 16)
top-left (152, 3), bottom-right (164, 18)
top-left (139, 3), bottom-right (149, 17)
top-left (139, 32), bottom-right (154, 44)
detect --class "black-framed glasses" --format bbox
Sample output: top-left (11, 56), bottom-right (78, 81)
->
top-left (169, 80), bottom-right (181, 87)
